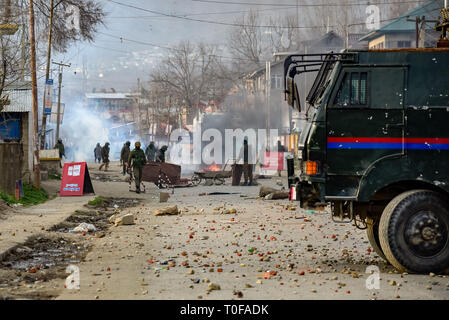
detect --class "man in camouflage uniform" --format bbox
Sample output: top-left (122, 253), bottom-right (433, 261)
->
top-left (99, 142), bottom-right (110, 171)
top-left (120, 141), bottom-right (131, 176)
top-left (128, 141), bottom-right (147, 193)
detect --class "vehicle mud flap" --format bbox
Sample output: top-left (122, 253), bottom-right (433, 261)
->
top-left (287, 156), bottom-right (296, 188)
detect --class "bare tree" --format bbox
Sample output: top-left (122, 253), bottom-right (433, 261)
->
top-left (228, 10), bottom-right (268, 72)
top-left (151, 41), bottom-right (229, 125)
top-left (267, 14), bottom-right (300, 53)
top-left (1, 0), bottom-right (27, 111)
top-left (0, 0), bottom-right (105, 111)
top-left (33, 0), bottom-right (105, 53)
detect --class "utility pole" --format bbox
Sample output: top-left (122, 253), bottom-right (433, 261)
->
top-left (52, 61), bottom-right (71, 141)
top-left (407, 16), bottom-right (439, 48)
top-left (40, 0), bottom-right (55, 149)
top-left (167, 95), bottom-right (171, 145)
top-left (265, 60), bottom-right (271, 144)
top-left (28, 0), bottom-right (40, 189)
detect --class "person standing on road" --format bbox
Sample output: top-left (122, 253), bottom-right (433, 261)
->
top-left (145, 141), bottom-right (157, 162)
top-left (94, 143), bottom-right (102, 163)
top-left (54, 138), bottom-right (66, 168)
top-left (120, 141), bottom-right (131, 176)
top-left (55, 138), bottom-right (65, 159)
top-left (128, 141), bottom-right (147, 194)
top-left (238, 138), bottom-right (254, 186)
top-left (99, 142), bottom-right (110, 171)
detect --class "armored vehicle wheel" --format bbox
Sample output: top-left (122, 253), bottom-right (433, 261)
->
top-left (379, 190), bottom-right (449, 274)
top-left (366, 218), bottom-right (387, 261)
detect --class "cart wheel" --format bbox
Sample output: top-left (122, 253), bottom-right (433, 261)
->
top-left (214, 175), bottom-right (225, 185)
top-left (191, 175), bottom-right (202, 186)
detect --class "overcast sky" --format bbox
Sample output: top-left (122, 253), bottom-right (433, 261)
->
top-left (48, 0), bottom-right (424, 100)
top-left (54, 0), bottom-right (292, 97)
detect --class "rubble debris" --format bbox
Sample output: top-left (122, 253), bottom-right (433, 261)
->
top-left (154, 206), bottom-right (179, 216)
top-left (71, 223), bottom-right (97, 233)
top-left (207, 283), bottom-right (221, 291)
top-left (160, 192), bottom-right (170, 203)
top-left (259, 187), bottom-right (278, 197)
top-left (265, 191), bottom-right (289, 200)
top-left (259, 186), bottom-right (289, 200)
top-left (114, 214), bottom-right (135, 226)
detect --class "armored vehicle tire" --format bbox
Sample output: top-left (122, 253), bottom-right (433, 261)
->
top-left (366, 218), bottom-right (387, 261)
top-left (379, 190), bottom-right (449, 274)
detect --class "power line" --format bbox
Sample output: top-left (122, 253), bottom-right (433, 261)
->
top-left (106, 5), bottom-right (298, 19)
top-left (105, 0), bottom-right (429, 29)
top-left (190, 0), bottom-right (426, 7)
top-left (97, 31), bottom-right (256, 62)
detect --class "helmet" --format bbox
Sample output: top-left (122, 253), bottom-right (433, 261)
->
top-left (58, 138), bottom-right (62, 143)
top-left (135, 141), bottom-right (141, 148)
top-left (126, 141), bottom-right (131, 146)
top-left (105, 142), bottom-right (110, 146)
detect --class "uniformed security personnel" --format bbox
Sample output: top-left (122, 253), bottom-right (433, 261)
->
top-left (128, 141), bottom-right (147, 193)
top-left (145, 142), bottom-right (157, 162)
top-left (99, 142), bottom-right (110, 171)
top-left (156, 145), bottom-right (168, 163)
top-left (120, 141), bottom-right (131, 176)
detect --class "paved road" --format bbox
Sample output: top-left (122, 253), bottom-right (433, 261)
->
top-left (1, 163), bottom-right (448, 300)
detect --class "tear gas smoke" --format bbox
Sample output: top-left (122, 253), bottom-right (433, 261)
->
top-left (57, 102), bottom-right (144, 162)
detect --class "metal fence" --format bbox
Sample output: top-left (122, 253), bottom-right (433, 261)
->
top-left (0, 143), bottom-right (24, 195)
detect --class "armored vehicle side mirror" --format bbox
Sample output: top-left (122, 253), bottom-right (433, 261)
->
top-left (287, 78), bottom-right (301, 112)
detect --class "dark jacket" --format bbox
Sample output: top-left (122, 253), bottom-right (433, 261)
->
top-left (55, 142), bottom-right (65, 158)
top-left (121, 145), bottom-right (131, 163)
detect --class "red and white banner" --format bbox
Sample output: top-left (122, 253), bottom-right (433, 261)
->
top-left (260, 152), bottom-right (291, 176)
top-left (60, 162), bottom-right (94, 197)
top-left (263, 152), bottom-right (285, 171)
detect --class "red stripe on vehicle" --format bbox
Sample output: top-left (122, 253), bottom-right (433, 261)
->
top-left (327, 137), bottom-right (449, 144)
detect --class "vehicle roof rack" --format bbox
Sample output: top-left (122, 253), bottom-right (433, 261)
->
top-left (283, 52), bottom-right (357, 102)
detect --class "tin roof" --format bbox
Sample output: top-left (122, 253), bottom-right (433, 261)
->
top-left (359, 0), bottom-right (443, 41)
top-left (86, 93), bottom-right (136, 99)
top-left (1, 82), bottom-right (32, 113)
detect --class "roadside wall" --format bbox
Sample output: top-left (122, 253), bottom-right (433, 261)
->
top-left (0, 143), bottom-right (24, 195)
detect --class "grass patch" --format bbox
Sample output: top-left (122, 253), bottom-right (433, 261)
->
top-left (0, 184), bottom-right (49, 206)
top-left (88, 196), bottom-right (105, 207)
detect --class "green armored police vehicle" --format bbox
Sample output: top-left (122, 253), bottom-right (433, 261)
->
top-left (284, 47), bottom-right (449, 274)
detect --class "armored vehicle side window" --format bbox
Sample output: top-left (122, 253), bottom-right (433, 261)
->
top-left (370, 68), bottom-right (405, 109)
top-left (335, 72), bottom-right (368, 107)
